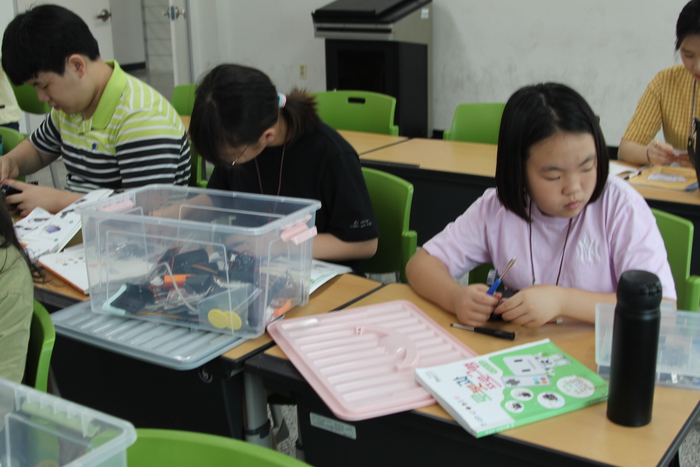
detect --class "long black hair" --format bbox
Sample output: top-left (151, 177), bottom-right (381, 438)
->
top-left (677, 0), bottom-right (700, 50)
top-left (189, 64), bottom-right (320, 167)
top-left (0, 202), bottom-right (42, 281)
top-left (496, 82), bottom-right (609, 222)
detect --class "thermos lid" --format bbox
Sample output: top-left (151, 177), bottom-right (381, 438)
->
top-left (616, 270), bottom-right (662, 310)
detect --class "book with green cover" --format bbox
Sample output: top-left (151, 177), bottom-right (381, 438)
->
top-left (414, 338), bottom-right (608, 438)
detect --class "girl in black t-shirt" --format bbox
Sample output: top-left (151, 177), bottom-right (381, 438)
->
top-left (189, 64), bottom-right (378, 273)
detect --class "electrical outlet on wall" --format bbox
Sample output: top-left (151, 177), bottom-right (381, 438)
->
top-left (299, 64), bottom-right (308, 79)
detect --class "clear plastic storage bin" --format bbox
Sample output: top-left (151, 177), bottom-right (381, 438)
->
top-left (595, 303), bottom-right (700, 391)
top-left (0, 377), bottom-right (136, 467)
top-left (77, 185), bottom-right (320, 338)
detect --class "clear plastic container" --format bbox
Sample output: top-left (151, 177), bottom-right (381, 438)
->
top-left (0, 377), bottom-right (136, 466)
top-left (77, 185), bottom-right (320, 338)
top-left (595, 303), bottom-right (700, 391)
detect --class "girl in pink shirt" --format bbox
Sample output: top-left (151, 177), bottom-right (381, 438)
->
top-left (406, 83), bottom-right (675, 328)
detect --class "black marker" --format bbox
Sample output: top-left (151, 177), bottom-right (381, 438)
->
top-left (450, 323), bottom-right (515, 341)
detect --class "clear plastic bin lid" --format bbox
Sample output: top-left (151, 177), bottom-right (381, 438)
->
top-left (51, 300), bottom-right (246, 370)
top-left (267, 300), bottom-right (477, 421)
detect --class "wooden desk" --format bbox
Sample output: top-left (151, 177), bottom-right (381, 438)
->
top-left (35, 269), bottom-right (87, 311)
top-left (360, 137), bottom-right (497, 175)
top-left (221, 274), bottom-right (382, 363)
top-left (360, 138), bottom-right (497, 245)
top-left (250, 284), bottom-right (700, 467)
top-left (336, 130), bottom-right (408, 155)
top-left (221, 273), bottom-right (382, 446)
top-left (182, 117), bottom-right (408, 156)
top-left (47, 271), bottom-right (381, 443)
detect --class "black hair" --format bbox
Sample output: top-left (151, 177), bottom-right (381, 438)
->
top-left (1, 4), bottom-right (100, 85)
top-left (496, 82), bottom-right (609, 222)
top-left (677, 0), bottom-right (700, 50)
top-left (0, 202), bottom-right (42, 282)
top-left (189, 64), bottom-right (320, 167)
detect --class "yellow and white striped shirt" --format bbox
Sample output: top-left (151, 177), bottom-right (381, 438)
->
top-left (622, 64), bottom-right (699, 150)
top-left (30, 61), bottom-right (191, 193)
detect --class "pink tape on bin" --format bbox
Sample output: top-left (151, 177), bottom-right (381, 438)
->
top-left (97, 199), bottom-right (135, 213)
top-left (281, 216), bottom-right (317, 245)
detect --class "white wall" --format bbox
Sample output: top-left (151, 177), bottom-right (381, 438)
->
top-left (214, 1), bottom-right (326, 93)
top-left (1, 0), bottom-right (690, 144)
top-left (110, 0), bottom-right (146, 65)
top-left (212, 0), bottom-right (688, 144)
top-left (143, 0), bottom-right (173, 72)
top-left (0, 1), bottom-right (15, 29)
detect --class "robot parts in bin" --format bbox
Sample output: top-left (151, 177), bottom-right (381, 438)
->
top-left (110, 246), bottom-right (258, 316)
top-left (109, 246), bottom-right (299, 327)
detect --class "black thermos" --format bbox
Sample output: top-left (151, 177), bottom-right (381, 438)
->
top-left (606, 270), bottom-right (662, 427)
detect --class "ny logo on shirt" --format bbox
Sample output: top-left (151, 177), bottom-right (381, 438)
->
top-left (576, 237), bottom-right (600, 263)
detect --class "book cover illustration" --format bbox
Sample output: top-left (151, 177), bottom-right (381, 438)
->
top-left (415, 339), bottom-right (608, 438)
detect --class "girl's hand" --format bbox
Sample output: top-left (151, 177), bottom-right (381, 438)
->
top-left (646, 140), bottom-right (673, 165)
top-left (450, 284), bottom-right (501, 327)
top-left (494, 285), bottom-right (564, 327)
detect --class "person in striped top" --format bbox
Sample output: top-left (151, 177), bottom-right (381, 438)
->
top-left (0, 4), bottom-right (190, 216)
top-left (619, 0), bottom-right (700, 167)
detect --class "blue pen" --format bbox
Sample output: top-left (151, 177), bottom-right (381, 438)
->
top-left (487, 257), bottom-right (516, 295)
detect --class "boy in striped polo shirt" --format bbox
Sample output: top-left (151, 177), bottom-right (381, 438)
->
top-left (0, 4), bottom-right (191, 216)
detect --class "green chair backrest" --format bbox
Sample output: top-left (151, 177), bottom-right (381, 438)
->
top-left (188, 149), bottom-right (208, 189)
top-left (314, 90), bottom-right (399, 136)
top-left (467, 263), bottom-right (495, 286)
top-left (127, 428), bottom-right (311, 467)
top-left (0, 126), bottom-right (27, 154)
top-left (652, 209), bottom-right (700, 311)
top-left (361, 167), bottom-right (417, 282)
top-left (171, 84), bottom-right (197, 117)
top-left (443, 102), bottom-right (506, 145)
top-left (171, 84), bottom-right (207, 188)
top-left (11, 83), bottom-right (50, 115)
top-left (23, 300), bottom-right (56, 392)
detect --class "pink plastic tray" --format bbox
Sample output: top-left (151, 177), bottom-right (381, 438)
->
top-left (267, 300), bottom-right (477, 421)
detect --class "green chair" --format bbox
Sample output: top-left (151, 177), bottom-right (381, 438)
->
top-left (171, 84), bottom-right (207, 188)
top-left (362, 167), bottom-right (417, 282)
top-left (127, 428), bottom-right (311, 467)
top-left (10, 83), bottom-right (62, 187)
top-left (652, 209), bottom-right (700, 311)
top-left (23, 300), bottom-right (56, 392)
top-left (443, 103), bottom-right (506, 145)
top-left (0, 126), bottom-right (27, 154)
top-left (314, 90), bottom-right (399, 136)
top-left (11, 83), bottom-right (50, 115)
top-left (171, 84), bottom-right (197, 118)
top-left (466, 263), bottom-right (495, 286)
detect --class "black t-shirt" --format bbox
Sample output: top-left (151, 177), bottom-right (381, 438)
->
top-left (207, 122), bottom-right (379, 273)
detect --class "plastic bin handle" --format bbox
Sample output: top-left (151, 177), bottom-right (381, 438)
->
top-left (98, 199), bottom-right (135, 213)
top-left (281, 222), bottom-right (317, 245)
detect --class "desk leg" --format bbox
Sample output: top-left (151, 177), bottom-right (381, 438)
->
top-left (244, 371), bottom-right (273, 448)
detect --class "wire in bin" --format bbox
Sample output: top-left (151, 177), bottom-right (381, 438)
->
top-left (106, 244), bottom-right (300, 332)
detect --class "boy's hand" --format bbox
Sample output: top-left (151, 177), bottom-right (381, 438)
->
top-left (494, 285), bottom-right (563, 327)
top-left (0, 156), bottom-right (20, 181)
top-left (3, 179), bottom-right (82, 216)
top-left (450, 283), bottom-right (501, 327)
